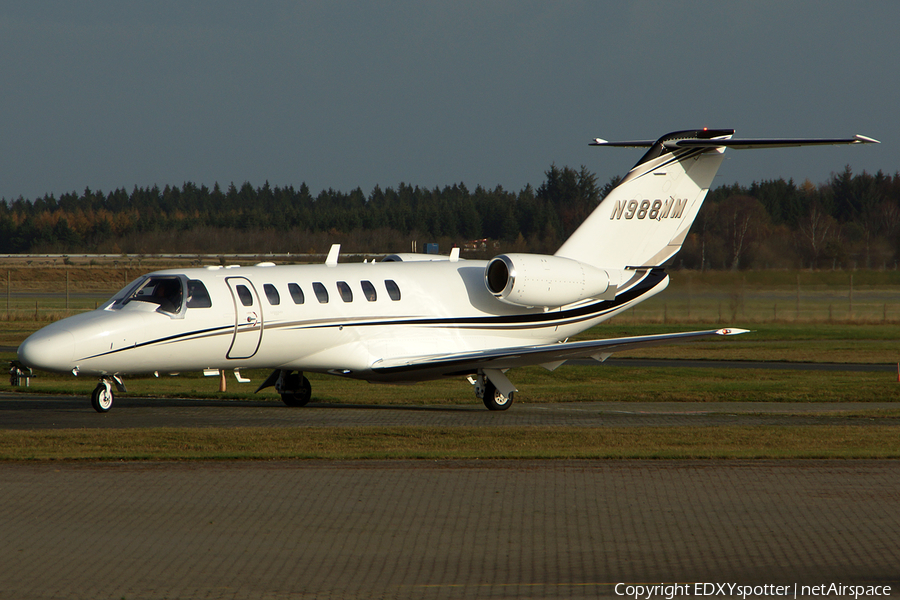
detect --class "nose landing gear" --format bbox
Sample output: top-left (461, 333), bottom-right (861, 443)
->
top-left (91, 376), bottom-right (126, 413)
top-left (91, 381), bottom-right (113, 412)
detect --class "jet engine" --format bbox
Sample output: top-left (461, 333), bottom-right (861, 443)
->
top-left (484, 253), bottom-right (616, 308)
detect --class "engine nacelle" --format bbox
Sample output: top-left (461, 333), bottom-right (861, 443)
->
top-left (484, 253), bottom-right (617, 308)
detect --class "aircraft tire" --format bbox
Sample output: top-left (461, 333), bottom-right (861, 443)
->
top-left (91, 383), bottom-right (114, 413)
top-left (281, 374), bottom-right (312, 407)
top-left (482, 382), bottom-right (513, 411)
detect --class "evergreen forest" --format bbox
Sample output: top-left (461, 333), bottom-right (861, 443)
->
top-left (2, 164), bottom-right (899, 270)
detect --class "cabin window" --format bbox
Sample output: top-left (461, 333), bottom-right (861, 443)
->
top-left (288, 283), bottom-right (305, 304)
top-left (385, 279), bottom-right (401, 301)
top-left (361, 280), bottom-right (377, 302)
top-left (186, 280), bottom-right (212, 308)
top-left (313, 282), bottom-right (329, 303)
top-left (236, 285), bottom-right (254, 307)
top-left (264, 284), bottom-right (280, 306)
top-left (337, 281), bottom-right (353, 302)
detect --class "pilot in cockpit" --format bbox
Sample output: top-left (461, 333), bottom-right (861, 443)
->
top-left (153, 279), bottom-right (183, 314)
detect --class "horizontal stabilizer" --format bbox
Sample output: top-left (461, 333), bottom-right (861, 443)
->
top-left (591, 133), bottom-right (879, 149)
top-left (590, 138), bottom-right (655, 147)
top-left (667, 134), bottom-right (879, 149)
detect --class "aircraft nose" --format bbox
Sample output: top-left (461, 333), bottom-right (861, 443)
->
top-left (17, 328), bottom-right (76, 372)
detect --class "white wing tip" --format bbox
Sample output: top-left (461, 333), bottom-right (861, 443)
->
top-left (854, 134), bottom-right (880, 144)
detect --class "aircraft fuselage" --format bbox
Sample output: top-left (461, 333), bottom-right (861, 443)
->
top-left (18, 258), bottom-right (667, 383)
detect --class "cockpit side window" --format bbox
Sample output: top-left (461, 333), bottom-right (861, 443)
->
top-left (124, 276), bottom-right (185, 314)
top-left (186, 280), bottom-right (212, 308)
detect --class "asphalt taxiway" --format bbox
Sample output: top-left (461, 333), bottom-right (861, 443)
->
top-left (1, 392), bottom-right (899, 429)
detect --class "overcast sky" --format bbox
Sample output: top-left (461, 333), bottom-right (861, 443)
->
top-left (1, 1), bottom-right (896, 202)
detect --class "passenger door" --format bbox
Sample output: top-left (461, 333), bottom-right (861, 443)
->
top-left (226, 277), bottom-right (263, 359)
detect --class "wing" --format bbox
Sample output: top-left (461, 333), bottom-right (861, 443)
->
top-left (370, 328), bottom-right (749, 380)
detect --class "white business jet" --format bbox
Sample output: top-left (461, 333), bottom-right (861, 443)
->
top-left (17, 129), bottom-right (877, 412)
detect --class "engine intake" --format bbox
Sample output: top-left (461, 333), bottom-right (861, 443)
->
top-left (485, 254), bottom-right (616, 308)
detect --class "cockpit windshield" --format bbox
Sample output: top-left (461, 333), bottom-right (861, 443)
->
top-left (102, 277), bottom-right (146, 310)
top-left (120, 276), bottom-right (186, 314)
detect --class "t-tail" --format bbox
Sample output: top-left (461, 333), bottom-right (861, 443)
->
top-left (555, 128), bottom-right (879, 270)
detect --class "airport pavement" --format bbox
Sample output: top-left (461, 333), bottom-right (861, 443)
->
top-left (1, 392), bottom-right (899, 429)
top-left (0, 459), bottom-right (897, 599)
top-left (2, 392), bottom-right (898, 598)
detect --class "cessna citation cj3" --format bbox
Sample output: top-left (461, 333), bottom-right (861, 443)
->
top-left (18, 129), bottom-right (878, 412)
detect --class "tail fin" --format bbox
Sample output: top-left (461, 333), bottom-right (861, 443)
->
top-left (554, 129), bottom-right (878, 270)
top-left (555, 129), bottom-right (732, 270)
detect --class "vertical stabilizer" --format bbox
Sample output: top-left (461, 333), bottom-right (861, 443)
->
top-left (555, 129), bottom-right (732, 269)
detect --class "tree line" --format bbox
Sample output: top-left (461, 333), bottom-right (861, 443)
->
top-left (1, 164), bottom-right (898, 270)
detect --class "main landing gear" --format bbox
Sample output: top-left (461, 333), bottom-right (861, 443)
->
top-left (472, 370), bottom-right (515, 411)
top-left (280, 372), bottom-right (312, 407)
top-left (257, 369), bottom-right (312, 407)
top-left (90, 376), bottom-right (126, 413)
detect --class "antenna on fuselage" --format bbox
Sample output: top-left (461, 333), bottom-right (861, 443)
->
top-left (325, 244), bottom-right (341, 266)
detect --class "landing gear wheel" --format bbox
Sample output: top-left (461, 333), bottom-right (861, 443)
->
top-left (281, 373), bottom-right (312, 407)
top-left (91, 382), bottom-right (114, 413)
top-left (482, 381), bottom-right (514, 411)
